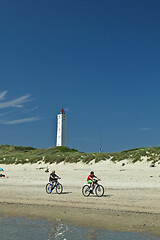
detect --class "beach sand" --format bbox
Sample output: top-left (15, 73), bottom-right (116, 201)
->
top-left (0, 160), bottom-right (160, 234)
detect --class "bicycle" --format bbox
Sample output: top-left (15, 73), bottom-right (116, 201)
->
top-left (82, 180), bottom-right (104, 197)
top-left (46, 180), bottom-right (63, 194)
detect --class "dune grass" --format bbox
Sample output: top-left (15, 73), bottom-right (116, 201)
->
top-left (0, 145), bottom-right (160, 164)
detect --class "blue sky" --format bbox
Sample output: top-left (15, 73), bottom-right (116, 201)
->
top-left (0, 0), bottom-right (160, 152)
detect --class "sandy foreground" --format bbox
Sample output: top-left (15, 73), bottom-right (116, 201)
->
top-left (0, 160), bottom-right (160, 235)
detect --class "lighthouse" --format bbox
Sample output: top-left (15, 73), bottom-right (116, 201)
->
top-left (56, 109), bottom-right (67, 146)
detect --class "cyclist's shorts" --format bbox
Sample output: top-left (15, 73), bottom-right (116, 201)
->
top-left (87, 180), bottom-right (92, 184)
top-left (50, 180), bottom-right (56, 185)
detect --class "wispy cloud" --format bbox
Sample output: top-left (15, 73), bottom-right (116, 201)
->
top-left (15, 105), bottom-right (23, 108)
top-left (0, 90), bottom-right (8, 100)
top-left (0, 94), bottom-right (31, 109)
top-left (0, 91), bottom-right (41, 125)
top-left (23, 106), bottom-right (39, 113)
top-left (3, 117), bottom-right (40, 125)
top-left (139, 128), bottom-right (154, 131)
top-left (0, 111), bottom-right (11, 117)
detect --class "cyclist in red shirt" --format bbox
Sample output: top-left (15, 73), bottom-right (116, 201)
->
top-left (87, 171), bottom-right (101, 194)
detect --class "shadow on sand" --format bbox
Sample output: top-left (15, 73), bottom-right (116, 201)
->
top-left (51, 191), bottom-right (72, 195)
top-left (61, 191), bottom-right (72, 195)
top-left (102, 194), bottom-right (112, 198)
top-left (91, 194), bottom-right (112, 198)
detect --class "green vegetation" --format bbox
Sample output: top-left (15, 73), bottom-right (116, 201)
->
top-left (0, 145), bottom-right (160, 164)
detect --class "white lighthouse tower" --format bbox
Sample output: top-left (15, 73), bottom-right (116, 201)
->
top-left (56, 109), bottom-right (67, 146)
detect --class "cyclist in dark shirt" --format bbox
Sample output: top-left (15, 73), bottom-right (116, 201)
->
top-left (49, 170), bottom-right (61, 192)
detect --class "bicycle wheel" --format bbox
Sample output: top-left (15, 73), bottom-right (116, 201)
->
top-left (95, 185), bottom-right (104, 197)
top-left (46, 183), bottom-right (52, 194)
top-left (56, 183), bottom-right (63, 194)
top-left (82, 185), bottom-right (90, 197)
